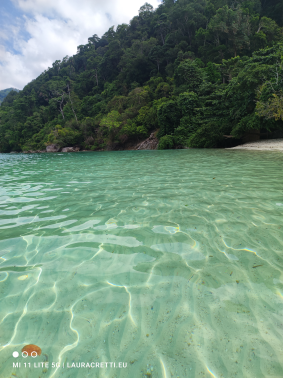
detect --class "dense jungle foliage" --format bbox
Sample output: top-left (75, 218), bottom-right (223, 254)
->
top-left (0, 0), bottom-right (283, 152)
top-left (0, 88), bottom-right (19, 105)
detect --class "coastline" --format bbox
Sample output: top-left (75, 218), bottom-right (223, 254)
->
top-left (8, 138), bottom-right (283, 154)
top-left (227, 139), bottom-right (283, 151)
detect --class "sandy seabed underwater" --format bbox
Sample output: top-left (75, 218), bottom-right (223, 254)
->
top-left (0, 149), bottom-right (283, 378)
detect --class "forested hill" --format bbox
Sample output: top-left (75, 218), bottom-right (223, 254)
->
top-left (0, 0), bottom-right (283, 153)
top-left (0, 88), bottom-right (19, 105)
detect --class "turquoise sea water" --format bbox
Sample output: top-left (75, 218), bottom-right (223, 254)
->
top-left (0, 149), bottom-right (283, 378)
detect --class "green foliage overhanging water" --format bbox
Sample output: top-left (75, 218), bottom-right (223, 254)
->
top-left (0, 0), bottom-right (283, 152)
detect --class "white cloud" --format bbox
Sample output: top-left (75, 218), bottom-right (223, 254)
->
top-left (0, 0), bottom-right (161, 90)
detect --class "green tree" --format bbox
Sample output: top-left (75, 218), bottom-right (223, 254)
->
top-left (174, 60), bottom-right (203, 92)
top-left (157, 100), bottom-right (181, 137)
top-left (100, 110), bottom-right (121, 132)
top-left (209, 5), bottom-right (251, 57)
top-left (158, 135), bottom-right (175, 149)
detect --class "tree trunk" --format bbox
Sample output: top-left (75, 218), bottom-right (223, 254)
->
top-left (59, 94), bottom-right (65, 120)
top-left (95, 69), bottom-right (98, 86)
top-left (67, 84), bottom-right (78, 124)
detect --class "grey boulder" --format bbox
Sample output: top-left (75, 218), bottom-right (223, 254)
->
top-left (46, 144), bottom-right (60, 152)
top-left (61, 147), bottom-right (80, 152)
top-left (136, 132), bottom-right (158, 150)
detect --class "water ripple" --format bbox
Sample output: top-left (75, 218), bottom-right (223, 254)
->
top-left (0, 150), bottom-right (283, 377)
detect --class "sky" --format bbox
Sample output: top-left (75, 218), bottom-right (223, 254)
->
top-left (0, 0), bottom-right (161, 90)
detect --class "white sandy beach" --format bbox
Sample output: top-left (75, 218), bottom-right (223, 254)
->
top-left (227, 138), bottom-right (283, 151)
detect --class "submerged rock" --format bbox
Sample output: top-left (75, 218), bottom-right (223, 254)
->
top-left (46, 144), bottom-right (60, 152)
top-left (136, 132), bottom-right (159, 150)
top-left (61, 147), bottom-right (80, 152)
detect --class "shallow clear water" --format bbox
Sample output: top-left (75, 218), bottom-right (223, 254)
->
top-left (0, 150), bottom-right (283, 378)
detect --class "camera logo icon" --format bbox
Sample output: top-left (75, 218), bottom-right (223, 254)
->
top-left (22, 351), bottom-right (38, 358)
top-left (21, 344), bottom-right (42, 357)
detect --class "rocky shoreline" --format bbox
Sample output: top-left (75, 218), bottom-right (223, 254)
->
top-left (10, 132), bottom-right (160, 154)
top-left (135, 132), bottom-right (159, 150)
top-left (11, 145), bottom-right (84, 154)
top-left (9, 138), bottom-right (283, 154)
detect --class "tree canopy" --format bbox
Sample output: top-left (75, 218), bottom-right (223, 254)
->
top-left (0, 88), bottom-right (19, 105)
top-left (0, 0), bottom-right (282, 152)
